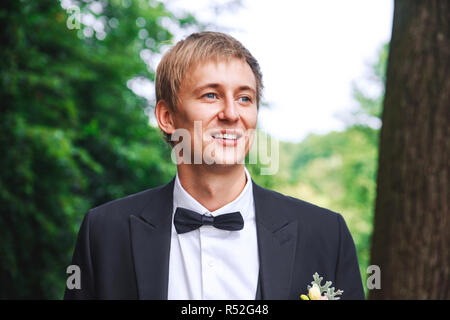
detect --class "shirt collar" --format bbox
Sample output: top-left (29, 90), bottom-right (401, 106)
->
top-left (173, 167), bottom-right (254, 221)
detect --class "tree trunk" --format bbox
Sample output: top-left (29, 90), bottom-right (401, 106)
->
top-left (369, 0), bottom-right (449, 299)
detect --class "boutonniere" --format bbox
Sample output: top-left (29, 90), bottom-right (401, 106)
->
top-left (300, 272), bottom-right (343, 300)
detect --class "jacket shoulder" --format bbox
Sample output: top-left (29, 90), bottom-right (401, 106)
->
top-left (253, 182), bottom-right (342, 223)
top-left (87, 182), bottom-right (171, 225)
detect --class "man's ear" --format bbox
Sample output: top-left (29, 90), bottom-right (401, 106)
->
top-left (155, 100), bottom-right (175, 135)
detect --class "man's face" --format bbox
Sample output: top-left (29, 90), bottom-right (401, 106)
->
top-left (172, 57), bottom-right (258, 166)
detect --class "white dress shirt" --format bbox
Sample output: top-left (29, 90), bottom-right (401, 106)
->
top-left (167, 167), bottom-right (259, 300)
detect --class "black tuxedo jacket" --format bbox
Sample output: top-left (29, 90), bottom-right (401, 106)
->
top-left (64, 178), bottom-right (365, 300)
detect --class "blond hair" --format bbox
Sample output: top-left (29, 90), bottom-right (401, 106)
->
top-left (155, 31), bottom-right (263, 143)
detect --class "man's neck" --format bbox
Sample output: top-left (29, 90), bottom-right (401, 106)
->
top-left (177, 164), bottom-right (247, 212)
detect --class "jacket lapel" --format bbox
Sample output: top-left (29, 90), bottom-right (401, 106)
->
top-left (253, 181), bottom-right (298, 299)
top-left (129, 178), bottom-right (175, 300)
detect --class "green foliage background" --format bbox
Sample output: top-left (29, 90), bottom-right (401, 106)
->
top-left (0, 0), bottom-right (193, 298)
top-left (0, 0), bottom-right (387, 299)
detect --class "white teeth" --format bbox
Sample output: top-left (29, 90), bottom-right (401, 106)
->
top-left (224, 133), bottom-right (237, 139)
top-left (213, 133), bottom-right (238, 140)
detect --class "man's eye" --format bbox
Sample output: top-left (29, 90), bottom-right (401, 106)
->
top-left (238, 96), bottom-right (251, 103)
top-left (203, 93), bottom-right (217, 99)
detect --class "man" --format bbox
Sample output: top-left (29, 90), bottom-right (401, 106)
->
top-left (64, 32), bottom-right (365, 300)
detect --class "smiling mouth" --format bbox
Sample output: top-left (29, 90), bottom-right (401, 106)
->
top-left (209, 130), bottom-right (244, 147)
top-left (211, 132), bottom-right (242, 140)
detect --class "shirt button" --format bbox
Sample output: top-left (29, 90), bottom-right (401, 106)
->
top-left (208, 260), bottom-right (214, 267)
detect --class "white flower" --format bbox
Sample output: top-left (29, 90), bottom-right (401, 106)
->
top-left (300, 273), bottom-right (344, 301)
top-left (308, 284), bottom-right (321, 300)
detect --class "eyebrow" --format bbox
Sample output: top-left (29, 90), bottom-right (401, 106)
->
top-left (236, 85), bottom-right (256, 95)
top-left (193, 83), bottom-right (256, 96)
top-left (193, 83), bottom-right (220, 96)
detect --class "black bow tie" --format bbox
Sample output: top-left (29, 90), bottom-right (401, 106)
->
top-left (174, 207), bottom-right (244, 234)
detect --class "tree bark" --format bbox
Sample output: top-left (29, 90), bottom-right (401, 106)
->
top-left (369, 0), bottom-right (449, 299)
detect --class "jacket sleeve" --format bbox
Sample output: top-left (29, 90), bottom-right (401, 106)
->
top-left (335, 213), bottom-right (365, 300)
top-left (64, 210), bottom-right (96, 299)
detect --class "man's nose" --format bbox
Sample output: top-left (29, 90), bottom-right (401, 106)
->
top-left (218, 96), bottom-right (239, 122)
